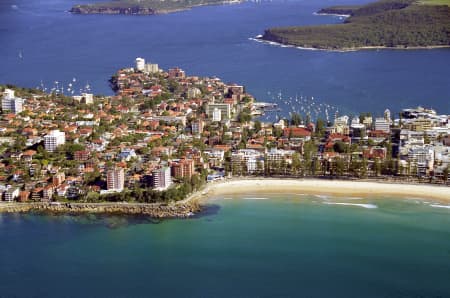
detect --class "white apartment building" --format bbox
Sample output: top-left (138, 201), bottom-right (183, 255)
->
top-left (374, 117), bottom-right (391, 133)
top-left (107, 167), bottom-right (125, 191)
top-left (2, 89), bottom-right (23, 114)
top-left (231, 149), bottom-right (263, 173)
top-left (152, 167), bottom-right (172, 190)
top-left (136, 57), bottom-right (145, 71)
top-left (82, 93), bottom-right (94, 105)
top-left (44, 130), bottom-right (66, 152)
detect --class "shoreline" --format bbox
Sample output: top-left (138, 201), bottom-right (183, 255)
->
top-left (187, 178), bottom-right (450, 204)
top-left (2, 179), bottom-right (448, 216)
top-left (253, 36), bottom-right (450, 52)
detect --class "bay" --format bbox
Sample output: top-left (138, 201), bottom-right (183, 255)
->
top-left (1, 0), bottom-right (449, 116)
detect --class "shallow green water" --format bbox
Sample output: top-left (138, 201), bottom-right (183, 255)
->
top-left (1, 195), bottom-right (450, 297)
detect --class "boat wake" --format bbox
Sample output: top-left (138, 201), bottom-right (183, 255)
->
top-left (248, 36), bottom-right (352, 52)
top-left (242, 197), bottom-right (269, 200)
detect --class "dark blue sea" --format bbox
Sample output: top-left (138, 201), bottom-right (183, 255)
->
top-left (1, 0), bottom-right (449, 118)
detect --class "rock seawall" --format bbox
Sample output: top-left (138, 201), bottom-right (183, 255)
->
top-left (0, 201), bottom-right (201, 218)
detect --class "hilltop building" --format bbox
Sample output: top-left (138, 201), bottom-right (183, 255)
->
top-left (2, 89), bottom-right (23, 114)
top-left (135, 57), bottom-right (145, 71)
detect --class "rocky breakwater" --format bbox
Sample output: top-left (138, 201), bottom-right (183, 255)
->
top-left (0, 201), bottom-right (202, 218)
top-left (70, 5), bottom-right (156, 15)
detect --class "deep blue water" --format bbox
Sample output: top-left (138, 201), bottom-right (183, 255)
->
top-left (1, 0), bottom-right (450, 117)
top-left (1, 196), bottom-right (450, 297)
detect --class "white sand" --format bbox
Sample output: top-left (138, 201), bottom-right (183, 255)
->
top-left (189, 178), bottom-right (450, 203)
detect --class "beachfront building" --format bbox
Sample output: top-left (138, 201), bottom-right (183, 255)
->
top-left (107, 167), bottom-right (125, 191)
top-left (152, 167), bottom-right (172, 190)
top-left (231, 149), bottom-right (263, 174)
top-left (4, 187), bottom-right (20, 202)
top-left (407, 145), bottom-right (435, 176)
top-left (266, 148), bottom-right (295, 164)
top-left (44, 130), bottom-right (65, 152)
top-left (171, 159), bottom-right (195, 179)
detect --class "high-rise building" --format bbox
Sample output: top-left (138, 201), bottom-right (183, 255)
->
top-left (107, 167), bottom-right (125, 191)
top-left (3, 89), bottom-right (15, 99)
top-left (191, 119), bottom-right (204, 134)
top-left (374, 117), bottom-right (390, 133)
top-left (212, 108), bottom-right (222, 122)
top-left (136, 57), bottom-right (145, 71)
top-left (152, 167), bottom-right (172, 190)
top-left (207, 103), bottom-right (231, 120)
top-left (384, 109), bottom-right (391, 123)
top-left (44, 130), bottom-right (66, 152)
top-left (171, 159), bottom-right (195, 179)
top-left (144, 63), bottom-right (159, 73)
top-left (2, 89), bottom-right (23, 114)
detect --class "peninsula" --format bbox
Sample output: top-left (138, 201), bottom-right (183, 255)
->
top-left (70, 0), bottom-right (241, 15)
top-left (0, 58), bottom-right (449, 217)
top-left (261, 0), bottom-right (450, 51)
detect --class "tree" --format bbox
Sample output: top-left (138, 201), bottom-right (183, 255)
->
top-left (333, 141), bottom-right (347, 153)
top-left (254, 120), bottom-right (262, 134)
top-left (292, 152), bottom-right (301, 175)
top-left (290, 112), bottom-right (302, 126)
top-left (443, 166), bottom-right (449, 184)
top-left (315, 118), bottom-right (326, 137)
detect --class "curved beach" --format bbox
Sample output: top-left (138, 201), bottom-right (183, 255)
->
top-left (191, 178), bottom-right (450, 203)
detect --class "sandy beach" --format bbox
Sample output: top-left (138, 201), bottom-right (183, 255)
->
top-left (189, 178), bottom-right (450, 203)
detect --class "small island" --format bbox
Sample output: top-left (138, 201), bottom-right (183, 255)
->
top-left (70, 0), bottom-right (241, 15)
top-left (261, 0), bottom-right (450, 51)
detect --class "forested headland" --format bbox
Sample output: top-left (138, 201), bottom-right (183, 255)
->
top-left (262, 0), bottom-right (450, 50)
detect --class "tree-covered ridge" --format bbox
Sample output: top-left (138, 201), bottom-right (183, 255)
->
top-left (70, 0), bottom-right (240, 14)
top-left (263, 0), bottom-right (450, 50)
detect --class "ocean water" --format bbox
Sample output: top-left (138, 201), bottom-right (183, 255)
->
top-left (1, 0), bottom-right (450, 117)
top-left (1, 196), bottom-right (450, 297)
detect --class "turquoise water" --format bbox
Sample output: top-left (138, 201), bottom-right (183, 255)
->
top-left (1, 196), bottom-right (450, 297)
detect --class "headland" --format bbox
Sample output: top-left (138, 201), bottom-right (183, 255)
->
top-left (261, 0), bottom-right (450, 51)
top-left (70, 0), bottom-right (242, 15)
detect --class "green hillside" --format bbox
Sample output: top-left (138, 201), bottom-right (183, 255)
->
top-left (262, 0), bottom-right (450, 50)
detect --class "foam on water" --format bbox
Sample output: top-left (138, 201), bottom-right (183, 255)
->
top-left (429, 204), bottom-right (450, 209)
top-left (314, 195), bottom-right (329, 200)
top-left (345, 197), bottom-right (365, 200)
top-left (324, 202), bottom-right (378, 209)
